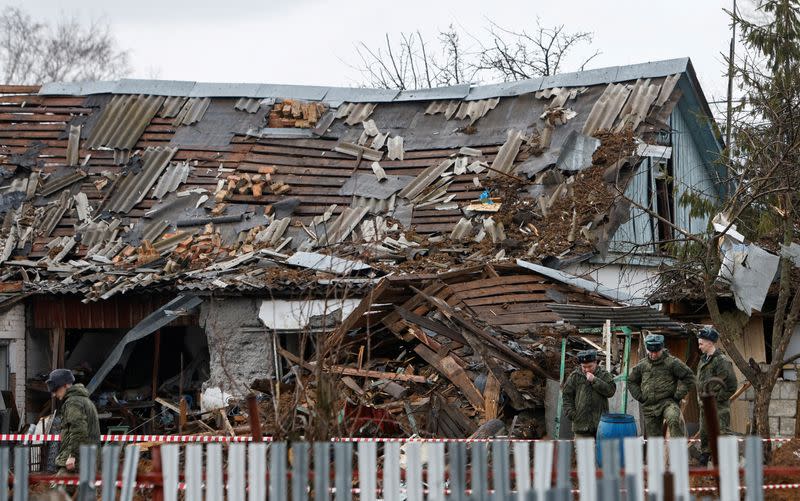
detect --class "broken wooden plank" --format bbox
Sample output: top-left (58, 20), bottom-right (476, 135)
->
top-left (324, 365), bottom-right (429, 384)
top-left (393, 306), bottom-right (467, 345)
top-left (411, 285), bottom-right (555, 380)
top-left (414, 344), bottom-right (484, 411)
top-left (483, 373), bottom-right (501, 423)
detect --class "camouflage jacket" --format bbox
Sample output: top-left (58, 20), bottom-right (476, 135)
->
top-left (697, 349), bottom-right (738, 407)
top-left (562, 366), bottom-right (616, 434)
top-left (56, 384), bottom-right (101, 467)
top-left (628, 351), bottom-right (695, 411)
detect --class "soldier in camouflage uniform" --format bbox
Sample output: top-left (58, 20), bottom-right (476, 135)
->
top-left (46, 369), bottom-right (101, 473)
top-left (628, 334), bottom-right (696, 437)
top-left (563, 350), bottom-right (617, 438)
top-left (696, 327), bottom-right (738, 466)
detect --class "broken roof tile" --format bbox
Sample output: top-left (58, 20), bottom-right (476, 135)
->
top-left (105, 146), bottom-right (177, 213)
top-left (86, 94), bottom-right (165, 150)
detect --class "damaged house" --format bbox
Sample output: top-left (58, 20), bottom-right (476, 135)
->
top-left (0, 57), bottom-right (723, 436)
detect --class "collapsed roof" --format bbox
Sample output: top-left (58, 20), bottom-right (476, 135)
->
top-left (0, 58), bottom-right (721, 302)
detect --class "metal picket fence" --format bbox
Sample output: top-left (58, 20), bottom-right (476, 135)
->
top-left (2, 436), bottom-right (798, 500)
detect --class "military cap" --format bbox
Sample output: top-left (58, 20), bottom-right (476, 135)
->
top-left (46, 368), bottom-right (75, 393)
top-left (577, 350), bottom-right (598, 363)
top-left (697, 327), bottom-right (719, 342)
top-left (644, 333), bottom-right (665, 352)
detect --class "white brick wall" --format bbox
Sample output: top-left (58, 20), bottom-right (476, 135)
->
top-left (0, 304), bottom-right (25, 417)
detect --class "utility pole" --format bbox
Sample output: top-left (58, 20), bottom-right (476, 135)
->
top-left (725, 0), bottom-right (737, 185)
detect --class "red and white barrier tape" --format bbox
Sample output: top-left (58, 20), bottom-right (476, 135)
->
top-left (2, 434), bottom-right (795, 444)
top-left (0, 434), bottom-right (268, 443)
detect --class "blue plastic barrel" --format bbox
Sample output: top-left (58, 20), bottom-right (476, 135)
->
top-left (596, 413), bottom-right (638, 467)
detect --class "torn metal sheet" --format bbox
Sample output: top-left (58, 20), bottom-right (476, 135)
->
top-left (489, 130), bottom-right (525, 176)
top-left (87, 295), bottom-right (202, 394)
top-left (152, 162), bottom-right (191, 199)
top-left (554, 131), bottom-right (601, 172)
top-left (172, 97), bottom-right (211, 126)
top-left (716, 239), bottom-right (779, 315)
top-left (66, 125), bottom-right (81, 166)
top-left (106, 146), bottom-right (177, 213)
top-left (287, 251), bottom-right (371, 274)
top-left (516, 259), bottom-right (643, 305)
top-left (339, 173), bottom-right (413, 199)
top-left (387, 136), bottom-right (404, 161)
top-left (86, 94), bottom-right (165, 150)
top-left (397, 158), bottom-right (454, 200)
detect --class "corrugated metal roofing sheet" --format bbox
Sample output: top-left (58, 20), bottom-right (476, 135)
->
top-left (394, 83), bottom-right (470, 102)
top-left (582, 83), bottom-right (631, 135)
top-left (38, 59), bottom-right (692, 103)
top-left (152, 162), bottom-right (190, 199)
top-left (172, 97), bottom-right (210, 126)
top-left (38, 171), bottom-right (87, 197)
top-left (86, 94), bottom-right (165, 150)
top-left (547, 303), bottom-right (685, 331)
top-left (159, 96), bottom-right (187, 118)
top-left (105, 146), bottom-right (177, 213)
top-left (234, 97), bottom-right (261, 113)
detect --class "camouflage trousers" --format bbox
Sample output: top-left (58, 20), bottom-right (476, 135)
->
top-left (699, 403), bottom-right (732, 454)
top-left (643, 399), bottom-right (686, 438)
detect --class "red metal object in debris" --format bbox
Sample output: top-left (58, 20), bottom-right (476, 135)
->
top-left (151, 446), bottom-right (164, 501)
top-left (246, 394), bottom-right (264, 442)
top-left (343, 402), bottom-right (402, 435)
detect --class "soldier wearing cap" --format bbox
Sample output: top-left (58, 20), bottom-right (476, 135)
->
top-left (696, 326), bottom-right (738, 466)
top-left (562, 349), bottom-right (617, 438)
top-left (628, 334), bottom-right (696, 437)
top-left (46, 368), bottom-right (101, 474)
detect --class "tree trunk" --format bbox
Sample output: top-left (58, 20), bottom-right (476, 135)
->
top-left (752, 383), bottom-right (772, 437)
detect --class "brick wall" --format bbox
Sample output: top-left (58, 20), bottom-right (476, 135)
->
top-left (0, 304), bottom-right (26, 416)
top-left (739, 379), bottom-right (798, 437)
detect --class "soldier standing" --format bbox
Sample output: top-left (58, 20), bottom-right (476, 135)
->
top-left (696, 327), bottom-right (738, 466)
top-left (563, 349), bottom-right (617, 438)
top-left (46, 369), bottom-right (101, 474)
top-left (628, 334), bottom-right (696, 437)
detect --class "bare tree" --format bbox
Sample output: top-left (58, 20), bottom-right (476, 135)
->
top-left (0, 7), bottom-right (130, 85)
top-left (350, 19), bottom-right (600, 90)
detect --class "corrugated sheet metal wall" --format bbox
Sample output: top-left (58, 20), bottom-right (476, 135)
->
top-left (609, 159), bottom-right (655, 253)
top-left (672, 106), bottom-right (715, 235)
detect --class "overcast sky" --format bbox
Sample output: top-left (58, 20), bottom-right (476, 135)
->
top-left (9, 0), bottom-right (739, 110)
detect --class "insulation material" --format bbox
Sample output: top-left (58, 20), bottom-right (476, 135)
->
top-left (258, 298), bottom-right (362, 330)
